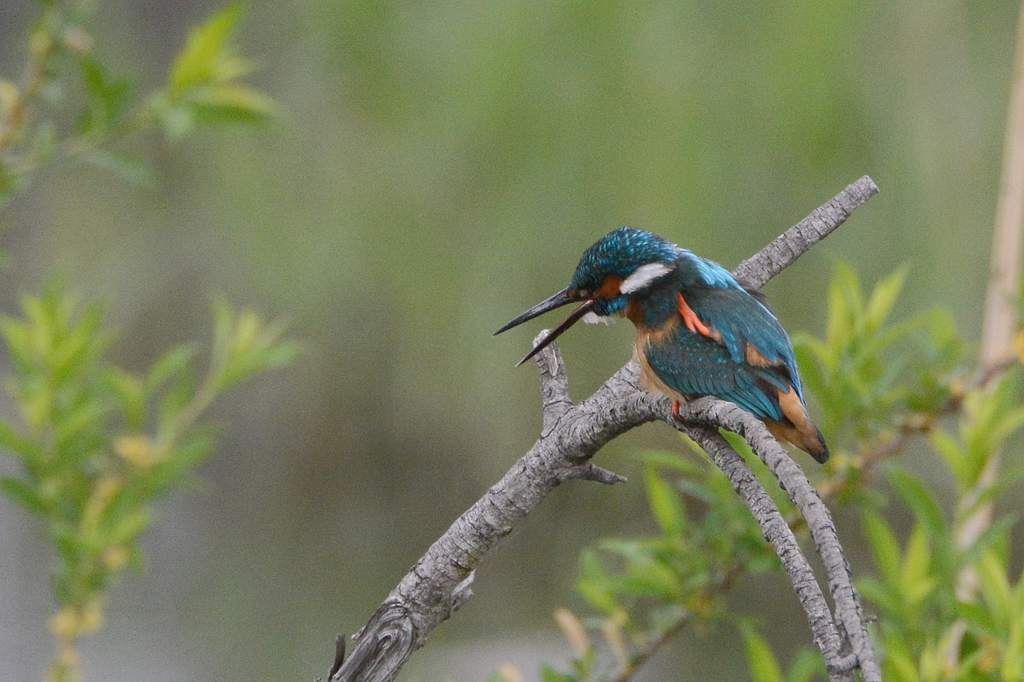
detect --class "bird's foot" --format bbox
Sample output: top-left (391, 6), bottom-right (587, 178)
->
top-left (672, 400), bottom-right (681, 419)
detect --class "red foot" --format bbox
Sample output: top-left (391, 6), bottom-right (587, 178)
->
top-left (672, 400), bottom-right (681, 419)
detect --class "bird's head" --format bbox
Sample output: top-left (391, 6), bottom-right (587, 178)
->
top-left (495, 227), bottom-right (681, 365)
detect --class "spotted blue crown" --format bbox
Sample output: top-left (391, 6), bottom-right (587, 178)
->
top-left (569, 227), bottom-right (682, 292)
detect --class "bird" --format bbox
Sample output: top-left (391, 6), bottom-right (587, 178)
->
top-left (494, 226), bottom-right (829, 462)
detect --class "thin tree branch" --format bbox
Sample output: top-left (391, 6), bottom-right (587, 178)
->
top-left (328, 176), bottom-right (880, 682)
top-left (642, 349), bottom-right (1020, 678)
top-left (672, 400), bottom-right (880, 681)
top-left (734, 175), bottom-right (879, 288)
top-left (683, 423), bottom-right (857, 680)
top-left (0, 5), bottom-right (63, 151)
top-left (534, 329), bottom-right (574, 435)
top-left (611, 608), bottom-right (695, 682)
top-left (816, 355), bottom-right (1019, 502)
top-left (979, 2), bottom-right (1024, 370)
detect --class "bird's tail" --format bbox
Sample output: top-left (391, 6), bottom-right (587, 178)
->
top-left (767, 386), bottom-right (830, 463)
top-left (766, 420), bottom-right (830, 463)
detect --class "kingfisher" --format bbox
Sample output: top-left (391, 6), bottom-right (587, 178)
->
top-left (495, 227), bottom-right (829, 462)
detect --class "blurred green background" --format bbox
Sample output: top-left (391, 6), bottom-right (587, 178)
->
top-left (0, 1), bottom-right (1016, 679)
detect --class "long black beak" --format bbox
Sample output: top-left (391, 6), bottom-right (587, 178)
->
top-left (494, 288), bottom-right (597, 366)
top-left (494, 288), bottom-right (575, 335)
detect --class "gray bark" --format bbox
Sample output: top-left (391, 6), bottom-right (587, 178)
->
top-left (329, 176), bottom-right (882, 682)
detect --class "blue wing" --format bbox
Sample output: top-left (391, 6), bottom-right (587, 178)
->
top-left (644, 324), bottom-right (789, 422)
top-left (684, 284), bottom-right (804, 400)
top-left (648, 253), bottom-right (826, 459)
top-left (675, 252), bottom-right (803, 401)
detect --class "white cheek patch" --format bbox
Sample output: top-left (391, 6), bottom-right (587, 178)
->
top-left (620, 262), bottom-right (672, 293)
top-left (583, 311), bottom-right (612, 325)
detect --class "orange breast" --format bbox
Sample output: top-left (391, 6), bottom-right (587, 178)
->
top-left (634, 325), bottom-right (689, 404)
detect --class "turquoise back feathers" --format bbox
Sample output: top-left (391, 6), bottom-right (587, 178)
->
top-left (498, 226), bottom-right (828, 461)
top-left (567, 227), bottom-right (827, 461)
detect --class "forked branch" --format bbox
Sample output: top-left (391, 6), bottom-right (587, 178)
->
top-left (328, 176), bottom-right (881, 682)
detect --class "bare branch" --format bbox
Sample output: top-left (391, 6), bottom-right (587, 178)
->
top-left (533, 329), bottom-right (573, 433)
top-left (734, 175), bottom-right (879, 289)
top-left (673, 400), bottom-right (880, 681)
top-left (559, 462), bottom-right (628, 485)
top-left (980, 3), bottom-right (1024, 370)
top-left (328, 177), bottom-right (880, 682)
top-left (682, 423), bottom-right (857, 681)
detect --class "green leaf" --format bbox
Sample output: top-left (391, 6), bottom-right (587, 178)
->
top-left (865, 265), bottom-right (908, 333)
top-left (540, 666), bottom-right (576, 682)
top-left (826, 262), bottom-right (864, 345)
top-left (887, 468), bottom-right (948, 541)
top-left (640, 449), bottom-right (703, 475)
top-left (992, 405), bottom-right (1024, 451)
top-left (106, 367), bottom-right (146, 429)
top-left (597, 538), bottom-right (647, 562)
top-left (53, 401), bottom-right (108, 457)
top-left (930, 429), bottom-right (968, 485)
top-left (81, 150), bottom-right (155, 187)
top-left (961, 465), bottom-right (1024, 518)
top-left (1003, 618), bottom-right (1024, 682)
top-left (0, 420), bottom-right (42, 461)
top-left (741, 622), bottom-right (784, 682)
top-left (883, 636), bottom-right (922, 682)
top-left (0, 158), bottom-right (26, 207)
top-left (0, 477), bottom-right (49, 515)
top-left (52, 524), bottom-right (82, 568)
top-left (978, 551), bottom-right (1013, 629)
top-left (214, 307), bottom-right (297, 390)
top-left (958, 600), bottom-right (998, 637)
top-left (146, 344), bottom-right (197, 394)
top-left (959, 514), bottom-right (1016, 570)
top-left (899, 525), bottom-right (935, 605)
top-left (863, 510), bottom-right (902, 587)
top-left (620, 558), bottom-right (683, 599)
top-left (50, 300), bottom-right (107, 382)
top-left (644, 467), bottom-right (686, 537)
top-left (108, 510), bottom-right (151, 545)
top-left (857, 576), bottom-right (900, 615)
top-left (786, 648), bottom-right (825, 682)
top-left (189, 84), bottom-right (276, 122)
top-left (576, 549), bottom-right (618, 614)
top-left (158, 364), bottom-right (198, 429)
top-left (0, 317), bottom-right (32, 370)
top-left (144, 432), bottom-right (215, 494)
top-left (170, 3), bottom-right (245, 94)
top-left (78, 58), bottom-right (131, 135)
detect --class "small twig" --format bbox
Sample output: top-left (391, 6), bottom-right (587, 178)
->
top-left (533, 329), bottom-right (574, 435)
top-left (612, 609), bottom-right (692, 682)
top-left (817, 354), bottom-right (1020, 502)
top-left (328, 177), bottom-right (880, 682)
top-left (0, 6), bottom-right (62, 151)
top-left (327, 634), bottom-right (346, 681)
top-left (560, 463), bottom-right (628, 485)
